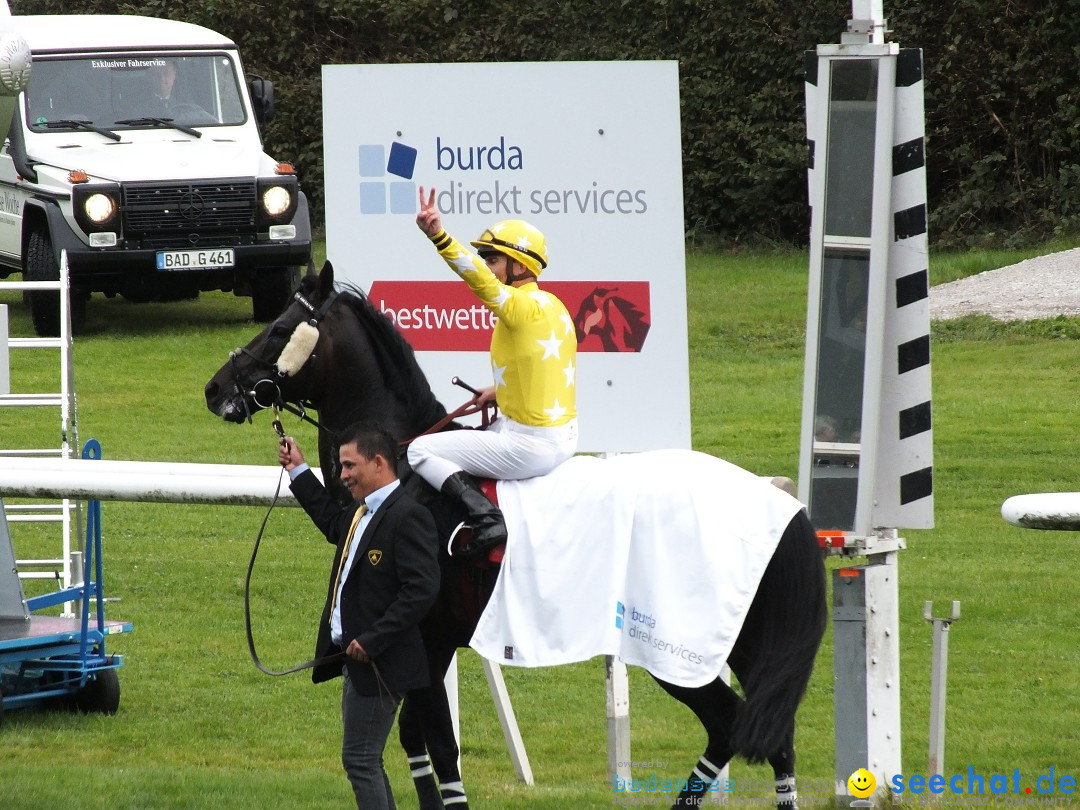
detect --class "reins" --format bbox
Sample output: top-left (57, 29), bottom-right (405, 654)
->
top-left (401, 377), bottom-right (498, 445)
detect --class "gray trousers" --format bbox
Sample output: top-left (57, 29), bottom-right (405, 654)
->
top-left (341, 671), bottom-right (402, 809)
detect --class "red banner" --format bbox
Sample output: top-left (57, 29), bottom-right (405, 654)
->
top-left (369, 280), bottom-right (651, 353)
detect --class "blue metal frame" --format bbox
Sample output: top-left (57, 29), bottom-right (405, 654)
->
top-left (0, 439), bottom-right (132, 713)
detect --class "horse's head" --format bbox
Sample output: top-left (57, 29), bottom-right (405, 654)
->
top-left (204, 260), bottom-right (337, 424)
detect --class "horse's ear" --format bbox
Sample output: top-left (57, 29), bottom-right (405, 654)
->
top-left (318, 260), bottom-right (335, 300)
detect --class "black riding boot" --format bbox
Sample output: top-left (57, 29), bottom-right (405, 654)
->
top-left (441, 471), bottom-right (507, 556)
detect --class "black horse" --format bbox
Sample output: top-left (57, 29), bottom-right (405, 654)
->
top-left (204, 262), bottom-right (828, 809)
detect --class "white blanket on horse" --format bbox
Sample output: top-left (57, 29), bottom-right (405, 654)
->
top-left (469, 450), bottom-right (805, 688)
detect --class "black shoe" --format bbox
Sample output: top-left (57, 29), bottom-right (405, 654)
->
top-left (441, 472), bottom-right (507, 556)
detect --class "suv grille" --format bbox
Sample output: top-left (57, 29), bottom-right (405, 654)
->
top-left (123, 179), bottom-right (257, 238)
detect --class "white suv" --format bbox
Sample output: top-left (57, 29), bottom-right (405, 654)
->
top-left (0, 15), bottom-right (312, 335)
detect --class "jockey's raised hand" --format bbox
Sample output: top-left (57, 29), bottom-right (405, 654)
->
top-left (416, 186), bottom-right (441, 237)
top-left (411, 196), bottom-right (578, 558)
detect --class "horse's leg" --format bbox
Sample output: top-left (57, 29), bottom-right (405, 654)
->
top-left (651, 675), bottom-right (743, 808)
top-left (722, 508), bottom-right (824, 810)
top-left (399, 631), bottom-right (471, 810)
top-left (399, 686), bottom-right (447, 810)
top-left (767, 722), bottom-right (799, 810)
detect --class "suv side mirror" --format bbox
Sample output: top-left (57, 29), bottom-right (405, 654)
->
top-left (248, 76), bottom-right (275, 124)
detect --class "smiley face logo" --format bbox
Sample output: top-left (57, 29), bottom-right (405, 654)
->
top-left (848, 768), bottom-right (877, 798)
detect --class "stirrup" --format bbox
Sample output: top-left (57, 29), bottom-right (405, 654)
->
top-left (448, 522), bottom-right (506, 561)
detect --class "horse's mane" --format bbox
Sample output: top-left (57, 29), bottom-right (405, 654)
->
top-left (333, 282), bottom-right (449, 431)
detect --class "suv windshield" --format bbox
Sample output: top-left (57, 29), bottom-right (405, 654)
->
top-left (25, 53), bottom-right (246, 131)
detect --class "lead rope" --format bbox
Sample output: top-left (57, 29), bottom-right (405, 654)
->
top-left (245, 408), bottom-right (396, 709)
top-left (244, 460), bottom-right (344, 676)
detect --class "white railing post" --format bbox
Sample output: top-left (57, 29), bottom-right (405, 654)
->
top-left (924, 600), bottom-right (960, 776)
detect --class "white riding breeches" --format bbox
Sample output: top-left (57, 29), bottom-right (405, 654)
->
top-left (407, 417), bottom-right (579, 490)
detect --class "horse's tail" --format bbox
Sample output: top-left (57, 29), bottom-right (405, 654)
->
top-left (730, 508), bottom-right (827, 763)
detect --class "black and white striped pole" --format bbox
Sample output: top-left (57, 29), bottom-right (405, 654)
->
top-left (800, 0), bottom-right (933, 802)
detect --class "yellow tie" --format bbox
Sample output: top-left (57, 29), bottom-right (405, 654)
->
top-left (330, 503), bottom-right (367, 615)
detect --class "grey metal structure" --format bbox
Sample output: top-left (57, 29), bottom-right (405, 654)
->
top-left (800, 0), bottom-right (933, 800)
top-left (0, 499), bottom-right (29, 622)
top-left (924, 600), bottom-right (960, 777)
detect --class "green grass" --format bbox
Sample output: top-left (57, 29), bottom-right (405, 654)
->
top-left (2, 240), bottom-right (1080, 808)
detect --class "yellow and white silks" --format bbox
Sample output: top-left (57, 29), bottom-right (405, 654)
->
top-left (407, 229), bottom-right (578, 488)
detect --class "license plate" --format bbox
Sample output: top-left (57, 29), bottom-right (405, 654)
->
top-left (156, 249), bottom-right (235, 270)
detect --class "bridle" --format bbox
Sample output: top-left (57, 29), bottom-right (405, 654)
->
top-left (227, 289), bottom-right (339, 433)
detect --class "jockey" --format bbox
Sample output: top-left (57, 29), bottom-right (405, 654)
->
top-left (410, 186), bottom-right (579, 555)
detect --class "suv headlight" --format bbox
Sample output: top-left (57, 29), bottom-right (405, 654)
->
top-left (262, 185), bottom-right (291, 216)
top-left (72, 182), bottom-right (121, 234)
top-left (84, 193), bottom-right (117, 224)
top-left (256, 176), bottom-right (299, 227)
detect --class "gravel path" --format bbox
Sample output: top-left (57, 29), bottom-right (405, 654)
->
top-left (930, 247), bottom-right (1080, 321)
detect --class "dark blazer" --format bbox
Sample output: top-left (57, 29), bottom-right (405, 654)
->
top-left (289, 469), bottom-right (440, 695)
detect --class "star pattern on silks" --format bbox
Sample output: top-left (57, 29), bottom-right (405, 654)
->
top-left (491, 221), bottom-right (535, 253)
top-left (530, 290), bottom-right (551, 308)
top-left (490, 286), bottom-right (511, 309)
top-left (563, 359), bottom-right (576, 387)
top-left (544, 398), bottom-right (567, 423)
top-left (560, 312), bottom-right (574, 336)
top-left (492, 362), bottom-right (507, 389)
top-left (452, 255), bottom-right (478, 276)
top-left (536, 329), bottom-right (563, 360)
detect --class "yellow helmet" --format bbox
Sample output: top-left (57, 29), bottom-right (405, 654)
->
top-left (470, 220), bottom-right (548, 277)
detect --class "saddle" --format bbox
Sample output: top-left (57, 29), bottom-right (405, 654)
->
top-left (448, 479), bottom-right (505, 627)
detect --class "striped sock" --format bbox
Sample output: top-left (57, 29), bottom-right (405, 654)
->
top-left (408, 755), bottom-right (442, 809)
top-left (441, 779), bottom-right (469, 807)
top-left (776, 775), bottom-right (798, 807)
top-left (692, 755), bottom-right (722, 791)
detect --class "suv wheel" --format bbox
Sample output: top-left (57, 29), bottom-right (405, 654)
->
top-left (251, 266), bottom-right (300, 322)
top-left (26, 227), bottom-right (87, 337)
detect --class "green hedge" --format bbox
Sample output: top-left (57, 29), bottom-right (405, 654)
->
top-left (11, 0), bottom-right (1079, 248)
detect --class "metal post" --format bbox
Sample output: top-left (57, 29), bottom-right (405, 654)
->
top-left (833, 551), bottom-right (902, 800)
top-left (924, 600), bottom-right (960, 776)
top-left (444, 653), bottom-right (461, 771)
top-left (606, 655), bottom-right (631, 787)
top-left (847, 1), bottom-right (887, 45)
top-left (70, 549), bottom-right (83, 621)
top-left (481, 657), bottom-right (534, 785)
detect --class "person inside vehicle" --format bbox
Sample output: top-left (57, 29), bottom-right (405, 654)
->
top-left (147, 59), bottom-right (178, 113)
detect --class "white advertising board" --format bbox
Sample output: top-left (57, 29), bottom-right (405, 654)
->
top-left (322, 61), bottom-right (689, 451)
